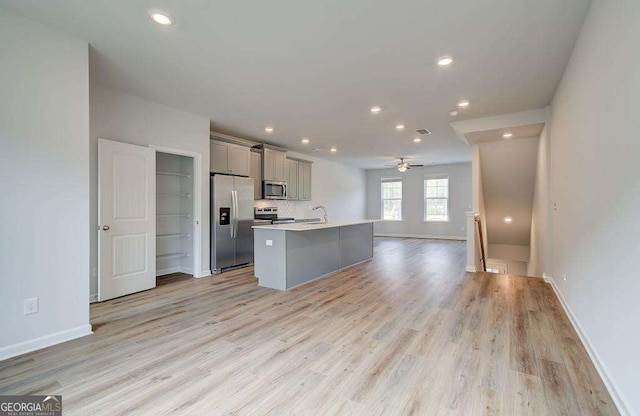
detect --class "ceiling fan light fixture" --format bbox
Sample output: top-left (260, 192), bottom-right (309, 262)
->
top-left (397, 163), bottom-right (408, 172)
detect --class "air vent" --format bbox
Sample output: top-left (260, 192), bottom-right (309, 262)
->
top-left (415, 129), bottom-right (432, 135)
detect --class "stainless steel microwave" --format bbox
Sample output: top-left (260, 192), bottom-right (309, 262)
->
top-left (263, 180), bottom-right (288, 200)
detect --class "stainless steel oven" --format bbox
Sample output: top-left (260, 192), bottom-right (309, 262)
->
top-left (262, 180), bottom-right (287, 200)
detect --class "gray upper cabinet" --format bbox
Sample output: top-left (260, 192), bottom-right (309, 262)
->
top-left (211, 141), bottom-right (228, 173)
top-left (298, 161), bottom-right (312, 201)
top-left (210, 140), bottom-right (250, 176)
top-left (284, 158), bottom-right (312, 201)
top-left (263, 148), bottom-right (287, 181)
top-left (285, 159), bottom-right (299, 200)
top-left (250, 151), bottom-right (262, 200)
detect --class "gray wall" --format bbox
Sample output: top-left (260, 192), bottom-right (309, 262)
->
top-left (90, 85), bottom-right (211, 298)
top-left (547, 0), bottom-right (640, 412)
top-left (0, 10), bottom-right (91, 355)
top-left (366, 163), bottom-right (471, 239)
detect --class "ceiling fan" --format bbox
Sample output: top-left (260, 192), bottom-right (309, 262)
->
top-left (387, 158), bottom-right (424, 172)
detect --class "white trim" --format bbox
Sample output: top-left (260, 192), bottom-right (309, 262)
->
top-left (149, 145), bottom-right (203, 280)
top-left (424, 175), bottom-right (450, 222)
top-left (465, 266), bottom-right (477, 272)
top-left (157, 266), bottom-right (196, 277)
top-left (485, 262), bottom-right (508, 274)
top-left (90, 293), bottom-right (98, 303)
top-left (374, 233), bottom-right (466, 241)
top-left (196, 270), bottom-right (212, 278)
top-left (0, 325), bottom-right (93, 362)
top-left (542, 272), bottom-right (552, 283)
top-left (547, 277), bottom-right (633, 416)
top-left (156, 266), bottom-right (181, 277)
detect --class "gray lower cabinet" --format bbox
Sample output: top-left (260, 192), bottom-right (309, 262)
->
top-left (253, 223), bottom-right (374, 291)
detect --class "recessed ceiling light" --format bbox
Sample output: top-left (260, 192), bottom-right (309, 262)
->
top-left (413, 138), bottom-right (422, 143)
top-left (396, 124), bottom-right (405, 131)
top-left (504, 217), bottom-right (513, 223)
top-left (437, 56), bottom-right (454, 66)
top-left (503, 132), bottom-right (513, 139)
top-left (370, 106), bottom-right (382, 114)
top-left (301, 138), bottom-right (310, 144)
top-left (449, 110), bottom-right (459, 117)
top-left (330, 147), bottom-right (337, 153)
top-left (265, 126), bottom-right (274, 133)
top-left (457, 100), bottom-right (470, 108)
top-left (150, 11), bottom-right (174, 25)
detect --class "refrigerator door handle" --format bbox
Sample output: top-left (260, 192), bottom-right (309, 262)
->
top-left (230, 190), bottom-right (235, 238)
top-left (232, 190), bottom-right (239, 238)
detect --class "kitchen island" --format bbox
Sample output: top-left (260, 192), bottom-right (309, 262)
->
top-left (252, 220), bottom-right (376, 290)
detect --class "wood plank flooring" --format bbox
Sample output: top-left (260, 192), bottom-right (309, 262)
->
top-left (0, 238), bottom-right (618, 415)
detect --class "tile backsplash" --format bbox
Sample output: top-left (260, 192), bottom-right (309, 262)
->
top-left (254, 199), bottom-right (319, 220)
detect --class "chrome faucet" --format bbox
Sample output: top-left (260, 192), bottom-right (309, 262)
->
top-left (312, 205), bottom-right (328, 224)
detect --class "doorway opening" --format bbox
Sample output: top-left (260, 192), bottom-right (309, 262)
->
top-left (154, 146), bottom-right (203, 281)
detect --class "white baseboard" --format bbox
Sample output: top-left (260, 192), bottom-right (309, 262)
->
top-left (156, 266), bottom-right (181, 277)
top-left (542, 272), bottom-right (552, 283)
top-left (374, 233), bottom-right (466, 241)
top-left (195, 270), bottom-right (212, 278)
top-left (90, 293), bottom-right (98, 303)
top-left (465, 266), bottom-right (477, 272)
top-left (547, 277), bottom-right (632, 416)
top-left (0, 324), bottom-right (93, 362)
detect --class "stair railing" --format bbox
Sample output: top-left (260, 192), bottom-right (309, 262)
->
top-left (474, 216), bottom-right (487, 272)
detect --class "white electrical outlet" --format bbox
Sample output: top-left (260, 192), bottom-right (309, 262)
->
top-left (24, 298), bottom-right (38, 315)
top-left (563, 273), bottom-right (567, 282)
top-left (266, 240), bottom-right (273, 246)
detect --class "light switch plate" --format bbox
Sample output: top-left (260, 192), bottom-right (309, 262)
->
top-left (266, 240), bottom-right (273, 246)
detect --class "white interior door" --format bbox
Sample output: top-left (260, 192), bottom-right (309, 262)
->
top-left (98, 139), bottom-right (156, 301)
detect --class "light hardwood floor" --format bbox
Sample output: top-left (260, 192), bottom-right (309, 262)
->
top-left (0, 238), bottom-right (617, 415)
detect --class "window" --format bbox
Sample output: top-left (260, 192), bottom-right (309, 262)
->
top-left (381, 178), bottom-right (402, 220)
top-left (424, 176), bottom-right (449, 221)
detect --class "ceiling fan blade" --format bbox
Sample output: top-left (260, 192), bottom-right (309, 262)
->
top-left (408, 164), bottom-right (424, 167)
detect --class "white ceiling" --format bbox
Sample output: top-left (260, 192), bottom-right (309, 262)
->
top-left (479, 137), bottom-right (539, 246)
top-left (0, 0), bottom-right (590, 169)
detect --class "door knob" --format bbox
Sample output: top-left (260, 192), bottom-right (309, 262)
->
top-left (102, 225), bottom-right (110, 231)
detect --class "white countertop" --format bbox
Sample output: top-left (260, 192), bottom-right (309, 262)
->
top-left (252, 219), bottom-right (378, 232)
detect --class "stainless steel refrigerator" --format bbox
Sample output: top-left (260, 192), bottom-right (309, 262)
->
top-left (211, 175), bottom-right (255, 273)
